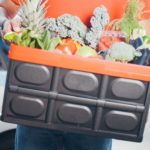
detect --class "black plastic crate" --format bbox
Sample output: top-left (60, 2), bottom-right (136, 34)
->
top-left (2, 60), bottom-right (150, 142)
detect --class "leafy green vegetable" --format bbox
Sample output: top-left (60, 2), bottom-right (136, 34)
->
top-left (3, 0), bottom-right (62, 51)
top-left (37, 30), bottom-right (52, 50)
top-left (4, 29), bottom-right (62, 51)
top-left (120, 0), bottom-right (143, 42)
top-left (30, 40), bottom-right (36, 48)
top-left (4, 32), bottom-right (17, 41)
top-left (36, 30), bottom-right (62, 50)
top-left (143, 36), bottom-right (150, 44)
top-left (48, 37), bottom-right (63, 51)
top-left (110, 0), bottom-right (145, 42)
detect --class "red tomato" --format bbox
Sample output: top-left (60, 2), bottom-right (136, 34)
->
top-left (56, 38), bottom-right (78, 55)
top-left (99, 36), bottom-right (123, 51)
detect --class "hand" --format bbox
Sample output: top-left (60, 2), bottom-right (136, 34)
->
top-left (0, 0), bottom-right (20, 18)
top-left (2, 15), bottom-right (22, 35)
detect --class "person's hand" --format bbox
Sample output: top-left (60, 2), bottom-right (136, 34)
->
top-left (0, 0), bottom-right (20, 18)
top-left (2, 15), bottom-right (22, 36)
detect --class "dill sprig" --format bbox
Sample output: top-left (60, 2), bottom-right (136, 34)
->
top-left (121, 0), bottom-right (143, 42)
top-left (109, 0), bottom-right (145, 42)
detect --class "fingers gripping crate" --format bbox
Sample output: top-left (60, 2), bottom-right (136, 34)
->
top-left (2, 45), bottom-right (150, 142)
top-left (1, 0), bottom-right (150, 142)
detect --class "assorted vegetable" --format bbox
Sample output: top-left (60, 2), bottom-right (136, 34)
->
top-left (56, 38), bottom-right (80, 55)
top-left (85, 6), bottom-right (110, 49)
top-left (4, 0), bottom-right (150, 65)
top-left (76, 46), bottom-right (98, 57)
top-left (99, 34), bottom-right (123, 50)
top-left (105, 42), bottom-right (142, 63)
top-left (47, 14), bottom-right (88, 45)
top-left (110, 0), bottom-right (144, 43)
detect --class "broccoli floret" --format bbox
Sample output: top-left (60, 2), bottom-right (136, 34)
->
top-left (57, 14), bottom-right (78, 30)
top-left (105, 42), bottom-right (142, 62)
top-left (85, 6), bottom-right (110, 49)
top-left (47, 7), bottom-right (109, 48)
top-left (68, 30), bottom-right (84, 44)
top-left (85, 30), bottom-right (102, 49)
top-left (47, 14), bottom-right (88, 44)
top-left (47, 18), bottom-right (58, 32)
top-left (93, 6), bottom-right (110, 27)
top-left (57, 25), bottom-right (69, 38)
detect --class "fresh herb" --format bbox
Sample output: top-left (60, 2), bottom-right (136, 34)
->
top-left (37, 30), bottom-right (62, 50)
top-left (110, 0), bottom-right (145, 42)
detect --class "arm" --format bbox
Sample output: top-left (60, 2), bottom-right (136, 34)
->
top-left (0, 5), bottom-right (7, 28)
top-left (0, 0), bottom-right (19, 18)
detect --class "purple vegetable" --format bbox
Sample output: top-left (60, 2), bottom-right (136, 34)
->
top-left (130, 37), bottom-right (143, 49)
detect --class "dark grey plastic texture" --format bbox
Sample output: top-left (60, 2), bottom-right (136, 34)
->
top-left (10, 96), bottom-right (45, 117)
top-left (1, 60), bottom-right (150, 142)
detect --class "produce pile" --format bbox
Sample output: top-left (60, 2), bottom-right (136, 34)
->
top-left (4, 0), bottom-right (150, 65)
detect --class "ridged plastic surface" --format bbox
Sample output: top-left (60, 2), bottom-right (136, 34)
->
top-left (2, 60), bottom-right (150, 142)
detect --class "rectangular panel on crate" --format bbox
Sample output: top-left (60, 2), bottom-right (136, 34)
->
top-left (3, 92), bottom-right (48, 122)
top-left (100, 76), bottom-right (148, 104)
top-left (51, 99), bottom-right (97, 129)
top-left (99, 108), bottom-right (142, 135)
top-left (8, 61), bottom-right (54, 91)
top-left (53, 68), bottom-right (102, 98)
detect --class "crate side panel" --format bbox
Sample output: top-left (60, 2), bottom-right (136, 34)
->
top-left (3, 92), bottom-right (48, 121)
top-left (8, 61), bottom-right (53, 91)
top-left (103, 77), bottom-right (148, 104)
top-left (56, 69), bottom-right (101, 98)
top-left (51, 100), bottom-right (96, 129)
top-left (99, 108), bottom-right (142, 136)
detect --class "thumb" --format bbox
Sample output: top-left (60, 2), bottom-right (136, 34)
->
top-left (2, 20), bottom-right (12, 35)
